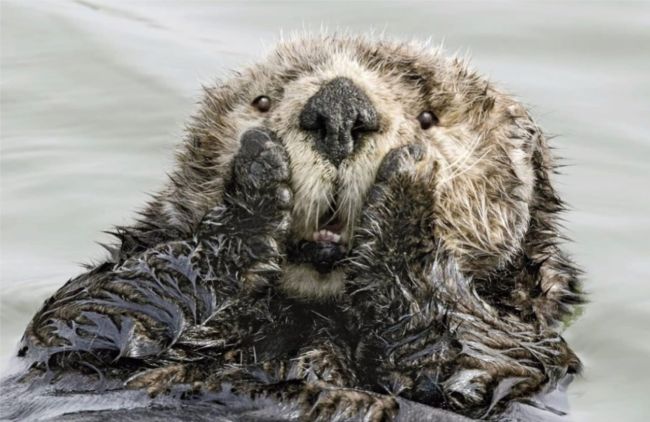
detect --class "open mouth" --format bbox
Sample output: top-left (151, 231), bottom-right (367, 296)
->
top-left (287, 206), bottom-right (348, 274)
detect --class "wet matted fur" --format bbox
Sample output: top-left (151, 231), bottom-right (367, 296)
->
top-left (15, 36), bottom-right (582, 421)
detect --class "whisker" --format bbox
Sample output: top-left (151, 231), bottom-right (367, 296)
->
top-left (440, 148), bottom-right (490, 185)
top-left (305, 192), bottom-right (314, 233)
top-left (444, 134), bottom-right (482, 178)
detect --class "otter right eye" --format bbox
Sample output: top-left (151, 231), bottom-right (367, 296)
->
top-left (252, 95), bottom-right (271, 112)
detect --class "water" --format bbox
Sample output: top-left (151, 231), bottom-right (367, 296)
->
top-left (1, 1), bottom-right (649, 420)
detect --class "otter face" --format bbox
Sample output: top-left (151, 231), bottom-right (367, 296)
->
top-left (188, 37), bottom-right (545, 300)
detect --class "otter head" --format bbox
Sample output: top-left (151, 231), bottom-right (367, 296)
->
top-left (169, 36), bottom-right (574, 313)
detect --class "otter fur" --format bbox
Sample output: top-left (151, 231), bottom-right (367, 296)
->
top-left (14, 36), bottom-right (582, 421)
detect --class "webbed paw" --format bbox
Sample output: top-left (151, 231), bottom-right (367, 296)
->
top-left (230, 127), bottom-right (292, 204)
top-left (198, 128), bottom-right (293, 287)
top-left (350, 143), bottom-right (437, 274)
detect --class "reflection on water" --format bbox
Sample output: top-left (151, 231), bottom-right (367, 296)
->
top-left (1, 1), bottom-right (648, 421)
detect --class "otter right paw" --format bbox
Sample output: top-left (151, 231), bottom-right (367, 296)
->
top-left (197, 128), bottom-right (293, 287)
top-left (202, 127), bottom-right (292, 227)
top-left (230, 127), bottom-right (291, 203)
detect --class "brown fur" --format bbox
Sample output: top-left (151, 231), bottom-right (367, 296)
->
top-left (116, 36), bottom-right (580, 324)
top-left (19, 35), bottom-right (583, 420)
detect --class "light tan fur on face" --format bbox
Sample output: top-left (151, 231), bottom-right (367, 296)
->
top-left (158, 35), bottom-right (549, 300)
top-left (270, 54), bottom-right (411, 244)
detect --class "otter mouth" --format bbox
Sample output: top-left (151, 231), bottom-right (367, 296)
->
top-left (287, 207), bottom-right (348, 274)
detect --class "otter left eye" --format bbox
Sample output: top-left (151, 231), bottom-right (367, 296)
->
top-left (417, 111), bottom-right (438, 129)
top-left (252, 95), bottom-right (271, 112)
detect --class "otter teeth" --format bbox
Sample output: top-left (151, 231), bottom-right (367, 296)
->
top-left (312, 230), bottom-right (341, 243)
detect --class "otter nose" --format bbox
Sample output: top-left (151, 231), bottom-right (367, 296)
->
top-left (299, 77), bottom-right (378, 166)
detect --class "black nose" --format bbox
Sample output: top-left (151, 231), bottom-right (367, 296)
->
top-left (299, 77), bottom-right (379, 166)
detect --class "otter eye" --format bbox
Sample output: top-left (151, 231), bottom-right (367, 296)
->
top-left (417, 111), bottom-right (438, 129)
top-left (252, 95), bottom-right (271, 112)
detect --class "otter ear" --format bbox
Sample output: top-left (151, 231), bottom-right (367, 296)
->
top-left (514, 126), bottom-right (584, 327)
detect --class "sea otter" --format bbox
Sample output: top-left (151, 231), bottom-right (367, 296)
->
top-left (12, 36), bottom-right (582, 421)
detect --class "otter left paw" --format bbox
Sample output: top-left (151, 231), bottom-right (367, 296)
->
top-left (374, 143), bottom-right (425, 183)
top-left (350, 143), bottom-right (437, 272)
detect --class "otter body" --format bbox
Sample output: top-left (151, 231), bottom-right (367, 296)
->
top-left (12, 37), bottom-right (582, 421)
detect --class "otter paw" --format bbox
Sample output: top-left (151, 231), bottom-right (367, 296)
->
top-left (375, 143), bottom-right (425, 183)
top-left (362, 143), bottom-right (435, 217)
top-left (230, 127), bottom-right (291, 205)
top-left (196, 128), bottom-right (293, 285)
top-left (304, 385), bottom-right (398, 422)
top-left (350, 143), bottom-right (437, 270)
